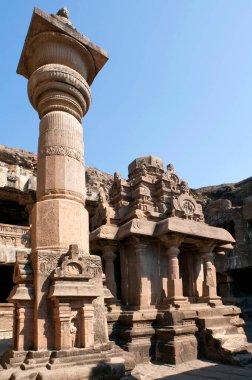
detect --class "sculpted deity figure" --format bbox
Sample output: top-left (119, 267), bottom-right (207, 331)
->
top-left (70, 318), bottom-right (78, 348)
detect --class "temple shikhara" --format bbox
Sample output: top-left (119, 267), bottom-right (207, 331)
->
top-left (0, 6), bottom-right (252, 380)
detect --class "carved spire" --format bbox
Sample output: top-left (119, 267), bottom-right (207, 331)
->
top-left (57, 6), bottom-right (70, 19)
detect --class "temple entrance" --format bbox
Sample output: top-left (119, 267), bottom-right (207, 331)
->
top-left (0, 200), bottom-right (29, 226)
top-left (0, 265), bottom-right (14, 302)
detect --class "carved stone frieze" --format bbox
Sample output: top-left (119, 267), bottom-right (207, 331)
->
top-left (39, 145), bottom-right (84, 162)
top-left (37, 251), bottom-right (63, 275)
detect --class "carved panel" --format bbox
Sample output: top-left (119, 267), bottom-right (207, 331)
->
top-left (38, 252), bottom-right (62, 275)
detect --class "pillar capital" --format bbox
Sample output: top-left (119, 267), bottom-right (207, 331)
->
top-left (129, 236), bottom-right (149, 252)
top-left (28, 64), bottom-right (91, 122)
top-left (159, 234), bottom-right (184, 250)
top-left (196, 241), bottom-right (216, 256)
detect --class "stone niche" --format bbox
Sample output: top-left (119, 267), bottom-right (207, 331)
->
top-left (48, 244), bottom-right (106, 350)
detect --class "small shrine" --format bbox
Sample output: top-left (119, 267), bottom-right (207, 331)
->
top-left (90, 155), bottom-right (249, 364)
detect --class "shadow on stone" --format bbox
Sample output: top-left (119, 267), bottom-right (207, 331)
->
top-left (152, 361), bottom-right (252, 380)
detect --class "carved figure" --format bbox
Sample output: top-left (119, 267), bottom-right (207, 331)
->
top-left (70, 318), bottom-right (77, 348)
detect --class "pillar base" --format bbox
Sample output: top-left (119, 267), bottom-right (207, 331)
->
top-left (198, 296), bottom-right (222, 307)
top-left (161, 296), bottom-right (189, 309)
top-left (156, 309), bottom-right (198, 364)
top-left (116, 309), bottom-right (157, 363)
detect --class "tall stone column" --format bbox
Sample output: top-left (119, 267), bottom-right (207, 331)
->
top-left (17, 7), bottom-right (108, 350)
top-left (134, 238), bottom-right (151, 308)
top-left (102, 244), bottom-right (117, 298)
top-left (198, 243), bottom-right (222, 306)
top-left (160, 235), bottom-right (188, 307)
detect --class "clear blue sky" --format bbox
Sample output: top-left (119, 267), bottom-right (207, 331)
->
top-left (0, 1), bottom-right (251, 188)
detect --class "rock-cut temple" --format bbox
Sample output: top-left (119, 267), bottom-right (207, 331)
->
top-left (0, 6), bottom-right (252, 380)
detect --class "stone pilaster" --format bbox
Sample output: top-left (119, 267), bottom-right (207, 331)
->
top-left (101, 244), bottom-right (117, 298)
top-left (80, 301), bottom-right (95, 348)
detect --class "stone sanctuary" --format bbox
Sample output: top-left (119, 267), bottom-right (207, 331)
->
top-left (0, 5), bottom-right (252, 380)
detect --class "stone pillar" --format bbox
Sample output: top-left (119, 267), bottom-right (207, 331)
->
top-left (102, 245), bottom-right (117, 297)
top-left (198, 243), bottom-right (222, 306)
top-left (134, 239), bottom-right (151, 308)
top-left (80, 301), bottom-right (95, 348)
top-left (120, 244), bottom-right (129, 306)
top-left (53, 301), bottom-right (72, 350)
top-left (16, 8), bottom-right (108, 350)
top-left (160, 235), bottom-right (188, 307)
top-left (14, 302), bottom-right (34, 351)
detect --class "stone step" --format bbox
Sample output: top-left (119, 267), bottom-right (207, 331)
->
top-left (206, 325), bottom-right (239, 335)
top-left (203, 316), bottom-right (231, 328)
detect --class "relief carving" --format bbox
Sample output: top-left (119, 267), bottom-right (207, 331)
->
top-left (38, 252), bottom-right (62, 275)
top-left (40, 145), bottom-right (83, 162)
top-left (53, 244), bottom-right (102, 279)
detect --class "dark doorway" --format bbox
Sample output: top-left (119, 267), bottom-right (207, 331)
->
top-left (0, 200), bottom-right (29, 226)
top-left (0, 265), bottom-right (14, 302)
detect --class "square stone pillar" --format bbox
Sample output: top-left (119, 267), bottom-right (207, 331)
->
top-left (14, 302), bottom-right (34, 351)
top-left (197, 243), bottom-right (222, 306)
top-left (52, 300), bottom-right (72, 350)
top-left (80, 301), bottom-right (95, 348)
